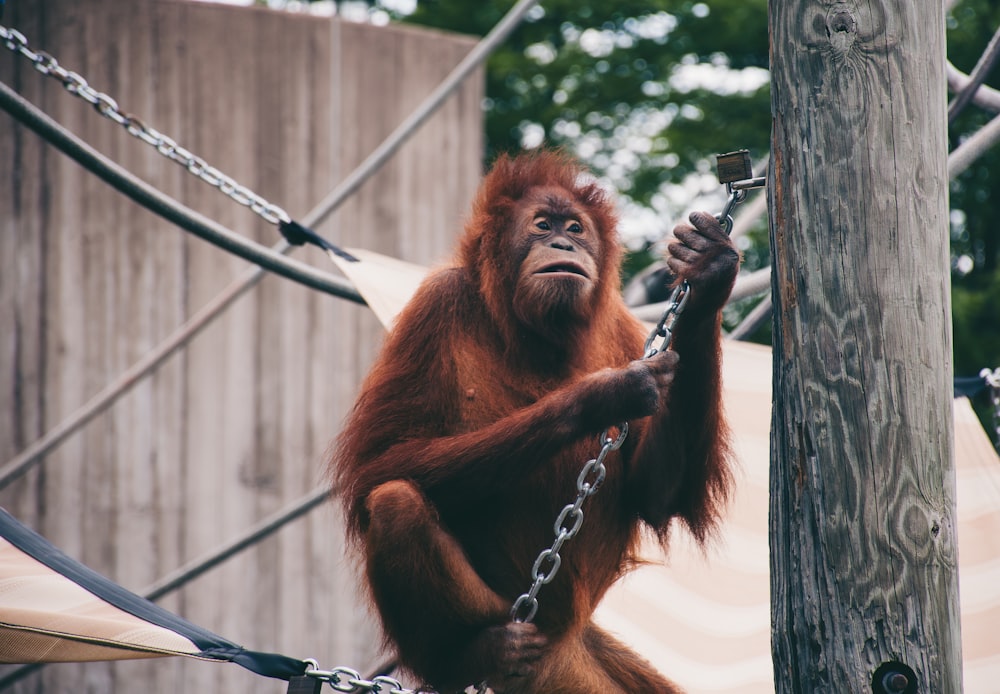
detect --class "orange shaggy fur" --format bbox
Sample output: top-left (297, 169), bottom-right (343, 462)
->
top-left (331, 150), bottom-right (737, 693)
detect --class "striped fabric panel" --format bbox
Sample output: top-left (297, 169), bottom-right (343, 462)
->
top-left (0, 538), bottom-right (202, 663)
top-left (597, 341), bottom-right (1000, 693)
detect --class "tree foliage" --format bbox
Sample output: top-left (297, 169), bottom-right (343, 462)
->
top-left (343, 0), bottom-right (998, 422)
top-left (404, 0), bottom-right (770, 210)
top-left (944, 0), bottom-right (1000, 424)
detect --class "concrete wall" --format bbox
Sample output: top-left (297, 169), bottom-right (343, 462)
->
top-left (0, 1), bottom-right (483, 690)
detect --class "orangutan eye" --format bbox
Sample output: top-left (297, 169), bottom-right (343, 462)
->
top-left (534, 218), bottom-right (551, 231)
top-left (567, 221), bottom-right (583, 234)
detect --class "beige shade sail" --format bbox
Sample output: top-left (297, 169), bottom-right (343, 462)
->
top-left (330, 249), bottom-right (430, 330)
top-left (342, 249), bottom-right (1000, 693)
top-left (0, 536), bottom-right (202, 663)
top-left (0, 507), bottom-right (309, 679)
top-left (595, 342), bottom-right (1000, 693)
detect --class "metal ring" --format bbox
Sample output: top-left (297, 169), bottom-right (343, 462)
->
top-left (531, 548), bottom-right (562, 584)
top-left (554, 504), bottom-right (584, 538)
top-left (510, 594), bottom-right (538, 623)
top-left (330, 667), bottom-right (364, 692)
top-left (604, 422), bottom-right (629, 450)
top-left (371, 675), bottom-right (407, 693)
top-left (576, 458), bottom-right (605, 494)
top-left (92, 91), bottom-right (119, 116)
top-left (720, 214), bottom-right (734, 234)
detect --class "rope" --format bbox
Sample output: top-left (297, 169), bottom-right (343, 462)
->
top-left (728, 292), bottom-right (773, 341)
top-left (302, 0), bottom-right (541, 232)
top-left (630, 267), bottom-right (772, 323)
top-left (948, 111), bottom-right (1000, 179)
top-left (947, 24), bottom-right (1000, 123)
top-left (947, 61), bottom-right (1000, 113)
top-left (0, 81), bottom-right (362, 301)
top-left (0, 664), bottom-right (41, 690)
top-left (141, 486), bottom-right (329, 601)
top-left (0, 256), bottom-right (354, 489)
top-left (0, 0), bottom-right (539, 488)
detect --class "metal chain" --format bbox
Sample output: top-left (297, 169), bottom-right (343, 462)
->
top-left (642, 182), bottom-right (756, 359)
top-left (510, 424), bottom-right (628, 623)
top-left (981, 367), bottom-right (1000, 451)
top-left (508, 280), bottom-right (688, 624)
top-left (0, 24), bottom-right (291, 227)
top-left (303, 661), bottom-right (419, 694)
top-left (642, 282), bottom-right (691, 359)
top-left (508, 280), bottom-right (687, 626)
top-left (509, 186), bottom-right (751, 625)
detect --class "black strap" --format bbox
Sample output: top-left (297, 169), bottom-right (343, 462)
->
top-left (955, 374), bottom-right (989, 398)
top-left (279, 220), bottom-right (359, 262)
top-left (0, 507), bottom-right (308, 680)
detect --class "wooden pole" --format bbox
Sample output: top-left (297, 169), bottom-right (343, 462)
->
top-left (767, 1), bottom-right (962, 692)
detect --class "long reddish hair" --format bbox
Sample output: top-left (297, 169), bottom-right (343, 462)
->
top-left (458, 150), bottom-right (625, 346)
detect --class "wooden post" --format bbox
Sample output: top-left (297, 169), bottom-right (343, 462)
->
top-left (767, 1), bottom-right (961, 692)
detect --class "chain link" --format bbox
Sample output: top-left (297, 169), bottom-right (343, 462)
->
top-left (508, 278), bottom-right (687, 625)
top-left (509, 424), bottom-right (627, 624)
top-left (0, 24), bottom-right (291, 227)
top-left (510, 184), bottom-right (754, 629)
top-left (303, 661), bottom-right (420, 694)
top-left (981, 367), bottom-right (1000, 451)
top-left (641, 186), bottom-right (754, 359)
top-left (642, 282), bottom-right (691, 359)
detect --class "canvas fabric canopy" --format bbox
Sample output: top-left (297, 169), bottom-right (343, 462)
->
top-left (0, 526), bottom-right (200, 663)
top-left (0, 506), bottom-right (308, 679)
top-left (336, 250), bottom-right (1000, 693)
top-left (1, 248), bottom-right (997, 694)
top-left (594, 344), bottom-right (1000, 693)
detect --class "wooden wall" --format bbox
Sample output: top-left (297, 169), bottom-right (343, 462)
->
top-left (0, 1), bottom-right (483, 691)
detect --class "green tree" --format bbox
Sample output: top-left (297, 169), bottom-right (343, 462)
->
top-left (335, 0), bottom-right (999, 428)
top-left (945, 0), bottom-right (1000, 427)
top-left (405, 1), bottom-right (770, 207)
top-left (399, 0), bottom-right (775, 337)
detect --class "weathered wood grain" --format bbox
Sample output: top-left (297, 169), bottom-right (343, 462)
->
top-left (768, 1), bottom-right (960, 692)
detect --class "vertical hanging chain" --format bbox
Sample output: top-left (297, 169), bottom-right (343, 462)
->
top-left (508, 288), bottom-right (681, 626)
top-left (301, 660), bottom-right (416, 693)
top-left (0, 25), bottom-right (292, 226)
top-left (510, 156), bottom-right (765, 627)
top-left (509, 424), bottom-right (628, 623)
